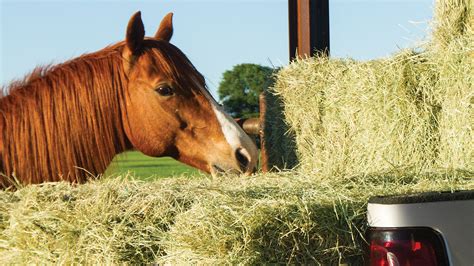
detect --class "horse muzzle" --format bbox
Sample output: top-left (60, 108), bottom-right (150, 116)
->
top-left (210, 146), bottom-right (258, 176)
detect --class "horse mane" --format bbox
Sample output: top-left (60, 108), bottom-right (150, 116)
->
top-left (0, 38), bottom-right (206, 187)
top-left (0, 43), bottom-right (131, 186)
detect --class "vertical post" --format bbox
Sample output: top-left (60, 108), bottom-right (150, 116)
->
top-left (312, 0), bottom-right (330, 56)
top-left (288, 0), bottom-right (298, 60)
top-left (289, 0), bottom-right (330, 60)
top-left (259, 93), bottom-right (269, 172)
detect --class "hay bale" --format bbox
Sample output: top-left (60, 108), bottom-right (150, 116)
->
top-left (430, 0), bottom-right (473, 168)
top-left (160, 174), bottom-right (367, 265)
top-left (0, 177), bottom-right (194, 264)
top-left (275, 53), bottom-right (442, 176)
top-left (431, 0), bottom-right (473, 49)
top-left (431, 40), bottom-right (474, 169)
top-left (0, 171), bottom-right (472, 264)
top-left (272, 0), bottom-right (473, 176)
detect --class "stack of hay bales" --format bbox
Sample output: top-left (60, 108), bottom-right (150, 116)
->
top-left (1, 172), bottom-right (472, 265)
top-left (0, 0), bottom-right (472, 264)
top-left (272, 0), bottom-right (473, 176)
top-left (430, 0), bottom-right (473, 169)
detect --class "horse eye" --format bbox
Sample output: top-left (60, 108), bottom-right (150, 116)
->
top-left (155, 86), bottom-right (175, 97)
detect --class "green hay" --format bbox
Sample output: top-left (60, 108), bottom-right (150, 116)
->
top-left (0, 171), bottom-right (472, 264)
top-left (431, 0), bottom-right (473, 49)
top-left (431, 41), bottom-right (474, 169)
top-left (276, 53), bottom-right (440, 176)
top-left (0, 177), bottom-right (195, 264)
top-left (272, 0), bottom-right (473, 175)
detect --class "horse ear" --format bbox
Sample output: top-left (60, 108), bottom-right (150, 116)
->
top-left (126, 11), bottom-right (145, 55)
top-left (154, 13), bottom-right (173, 42)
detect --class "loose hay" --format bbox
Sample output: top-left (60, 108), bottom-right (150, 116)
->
top-left (0, 171), bottom-right (472, 264)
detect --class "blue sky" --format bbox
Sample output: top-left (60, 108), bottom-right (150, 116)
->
top-left (1, 0), bottom-right (434, 98)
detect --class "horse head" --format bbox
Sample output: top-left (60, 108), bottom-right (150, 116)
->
top-left (120, 12), bottom-right (259, 175)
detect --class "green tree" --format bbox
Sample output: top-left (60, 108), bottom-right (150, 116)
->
top-left (218, 63), bottom-right (276, 118)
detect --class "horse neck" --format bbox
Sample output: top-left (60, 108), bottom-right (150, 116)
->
top-left (0, 117), bottom-right (4, 184)
top-left (0, 50), bottom-right (132, 186)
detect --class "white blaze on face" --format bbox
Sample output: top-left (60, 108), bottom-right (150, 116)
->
top-left (209, 102), bottom-right (256, 167)
top-left (211, 104), bottom-right (253, 154)
top-left (194, 78), bottom-right (257, 170)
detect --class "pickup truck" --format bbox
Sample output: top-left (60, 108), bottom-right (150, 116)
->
top-left (366, 190), bottom-right (474, 266)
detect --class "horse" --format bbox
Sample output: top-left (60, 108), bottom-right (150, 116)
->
top-left (0, 11), bottom-right (258, 188)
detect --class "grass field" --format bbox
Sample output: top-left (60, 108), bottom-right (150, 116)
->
top-left (105, 151), bottom-right (200, 180)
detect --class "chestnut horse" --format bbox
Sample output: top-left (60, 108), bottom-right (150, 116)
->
top-left (0, 12), bottom-right (258, 188)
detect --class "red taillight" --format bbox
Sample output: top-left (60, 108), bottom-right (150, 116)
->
top-left (368, 228), bottom-right (449, 266)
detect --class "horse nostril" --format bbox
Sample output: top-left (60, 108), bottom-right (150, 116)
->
top-left (235, 148), bottom-right (250, 172)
